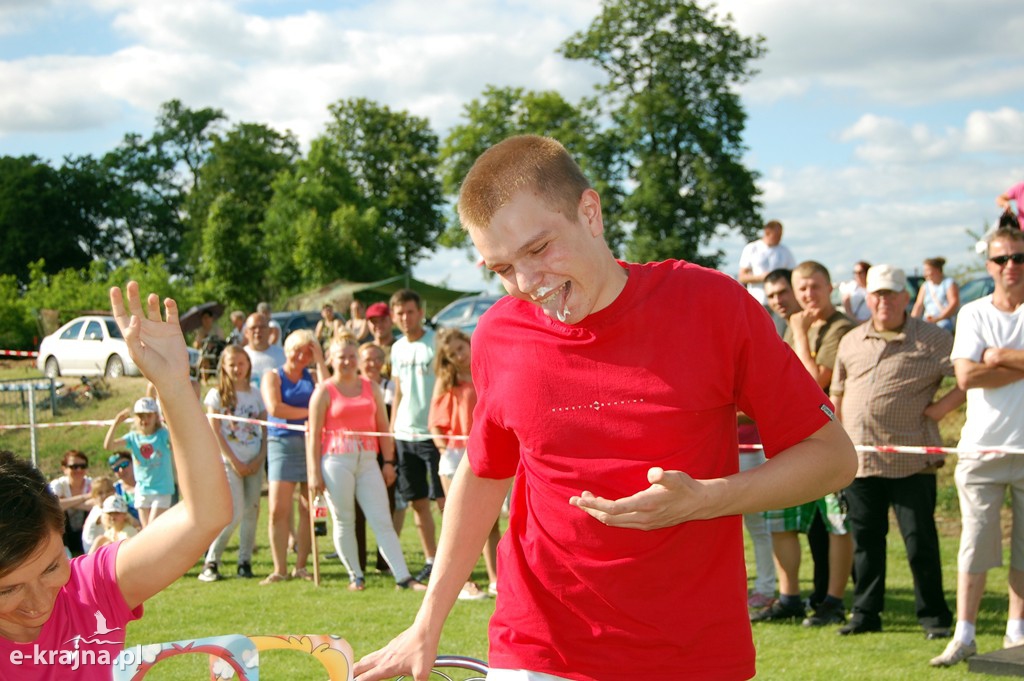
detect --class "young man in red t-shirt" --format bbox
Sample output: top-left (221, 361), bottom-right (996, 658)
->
top-left (354, 136), bottom-right (857, 681)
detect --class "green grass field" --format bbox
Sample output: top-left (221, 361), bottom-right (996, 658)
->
top-left (0, 363), bottom-right (1010, 679)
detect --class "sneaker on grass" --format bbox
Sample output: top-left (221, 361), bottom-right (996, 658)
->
top-left (802, 600), bottom-right (846, 627)
top-left (415, 563), bottom-right (433, 583)
top-left (750, 599), bottom-right (806, 623)
top-left (929, 639), bottom-right (977, 667)
top-left (198, 562), bottom-right (222, 583)
top-left (457, 582), bottom-right (489, 601)
top-left (237, 562), bottom-right (254, 579)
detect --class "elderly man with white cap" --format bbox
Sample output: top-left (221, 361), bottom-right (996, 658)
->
top-left (831, 264), bottom-right (964, 638)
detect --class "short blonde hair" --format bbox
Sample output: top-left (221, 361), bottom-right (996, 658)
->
top-left (328, 332), bottom-right (358, 354)
top-left (457, 135), bottom-right (590, 232)
top-left (793, 260), bottom-right (832, 285)
top-left (283, 329), bottom-right (316, 355)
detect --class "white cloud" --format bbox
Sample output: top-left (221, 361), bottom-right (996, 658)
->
top-left (839, 114), bottom-right (960, 164)
top-left (837, 108), bottom-right (1024, 164)
top-left (964, 107), bottom-right (1024, 151)
top-left (0, 0), bottom-right (605, 145)
top-left (718, 0), bottom-right (1024, 105)
top-left (1, 0), bottom-right (1021, 295)
top-left (0, 55), bottom-right (121, 132)
top-left (0, 0), bottom-right (51, 35)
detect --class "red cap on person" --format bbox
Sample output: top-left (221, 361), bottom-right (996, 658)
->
top-left (365, 302), bottom-right (390, 319)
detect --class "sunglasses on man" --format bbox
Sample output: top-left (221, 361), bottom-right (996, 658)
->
top-left (65, 463), bottom-right (88, 470)
top-left (989, 253), bottom-right (1024, 266)
top-left (111, 461), bottom-right (130, 473)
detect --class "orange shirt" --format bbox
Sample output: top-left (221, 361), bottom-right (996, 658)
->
top-left (428, 381), bottom-right (476, 449)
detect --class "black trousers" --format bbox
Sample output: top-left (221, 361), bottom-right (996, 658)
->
top-left (845, 474), bottom-right (952, 628)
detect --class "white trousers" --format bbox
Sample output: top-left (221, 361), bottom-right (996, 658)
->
top-left (740, 450), bottom-right (776, 596)
top-left (205, 461), bottom-right (262, 565)
top-left (321, 450), bottom-right (412, 582)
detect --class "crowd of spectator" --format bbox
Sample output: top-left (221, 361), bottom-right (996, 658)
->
top-left (737, 218), bottom-right (1024, 669)
top-left (19, 169), bottom-right (1023, 676)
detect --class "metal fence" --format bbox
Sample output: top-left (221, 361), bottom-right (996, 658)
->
top-left (0, 377), bottom-right (59, 465)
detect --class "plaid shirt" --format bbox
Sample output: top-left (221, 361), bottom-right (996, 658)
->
top-left (831, 316), bottom-right (954, 478)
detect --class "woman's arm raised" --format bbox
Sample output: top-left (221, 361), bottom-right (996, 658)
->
top-left (109, 282), bottom-right (232, 610)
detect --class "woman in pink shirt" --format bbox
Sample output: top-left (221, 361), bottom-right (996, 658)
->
top-left (307, 335), bottom-right (425, 591)
top-left (0, 283), bottom-right (232, 680)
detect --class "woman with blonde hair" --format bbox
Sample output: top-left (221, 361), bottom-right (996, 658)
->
top-left (199, 344), bottom-right (268, 582)
top-left (260, 329), bottom-right (328, 584)
top-left (80, 476), bottom-right (118, 555)
top-left (307, 335), bottom-right (425, 591)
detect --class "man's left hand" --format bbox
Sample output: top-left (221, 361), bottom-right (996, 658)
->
top-left (569, 467), bottom-right (710, 530)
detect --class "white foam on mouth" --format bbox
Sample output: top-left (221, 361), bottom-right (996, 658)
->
top-left (533, 285), bottom-right (557, 300)
top-left (531, 282), bottom-right (571, 320)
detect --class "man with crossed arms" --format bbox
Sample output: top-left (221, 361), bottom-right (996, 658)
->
top-left (931, 227), bottom-right (1024, 667)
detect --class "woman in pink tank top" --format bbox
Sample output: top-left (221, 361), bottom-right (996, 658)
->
top-left (307, 335), bottom-right (426, 591)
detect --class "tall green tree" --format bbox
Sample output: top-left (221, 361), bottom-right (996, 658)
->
top-left (260, 98), bottom-right (443, 298)
top-left (260, 138), bottom-right (383, 298)
top-left (561, 0), bottom-right (766, 267)
top-left (59, 154), bottom-right (120, 262)
top-left (99, 132), bottom-right (182, 267)
top-left (0, 156), bottom-right (94, 283)
top-left (440, 86), bottom-right (627, 252)
top-left (99, 100), bottom-right (225, 272)
top-left (321, 98), bottom-right (444, 274)
top-left (154, 99), bottom-right (226, 195)
top-left (192, 122), bottom-right (299, 308)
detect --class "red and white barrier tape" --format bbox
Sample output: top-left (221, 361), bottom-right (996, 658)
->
top-left (1, 413), bottom-right (1016, 454)
top-left (0, 349), bottom-right (39, 358)
top-left (209, 412), bottom-right (469, 441)
top-left (738, 443), bottom-right (1024, 456)
top-left (0, 419), bottom-right (115, 431)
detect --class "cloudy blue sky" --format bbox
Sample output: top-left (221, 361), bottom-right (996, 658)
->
top-left (2, 0), bottom-right (1022, 294)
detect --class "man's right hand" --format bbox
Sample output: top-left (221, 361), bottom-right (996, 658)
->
top-left (353, 622), bottom-right (440, 681)
top-left (788, 309), bottom-right (820, 336)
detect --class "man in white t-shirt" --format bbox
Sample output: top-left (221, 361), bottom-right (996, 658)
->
top-left (931, 226), bottom-right (1024, 667)
top-left (243, 312), bottom-right (286, 387)
top-left (738, 220), bottom-right (797, 307)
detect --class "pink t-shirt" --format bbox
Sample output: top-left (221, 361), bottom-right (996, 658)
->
top-left (0, 541), bottom-right (142, 679)
top-left (469, 260), bottom-right (832, 681)
top-left (322, 379), bottom-right (379, 454)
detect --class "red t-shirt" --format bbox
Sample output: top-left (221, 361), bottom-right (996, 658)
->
top-left (0, 541), bottom-right (143, 680)
top-left (469, 260), bottom-right (832, 681)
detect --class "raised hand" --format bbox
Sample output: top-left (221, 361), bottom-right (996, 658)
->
top-left (109, 282), bottom-right (189, 389)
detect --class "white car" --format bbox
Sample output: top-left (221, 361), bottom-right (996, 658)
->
top-left (430, 293), bottom-right (504, 337)
top-left (37, 315), bottom-right (200, 378)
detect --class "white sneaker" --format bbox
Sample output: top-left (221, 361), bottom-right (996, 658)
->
top-left (197, 562), bottom-right (222, 583)
top-left (487, 582), bottom-right (498, 597)
top-left (929, 639), bottom-right (977, 667)
top-left (457, 583), bottom-right (488, 601)
top-left (1004, 635), bottom-right (1024, 649)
